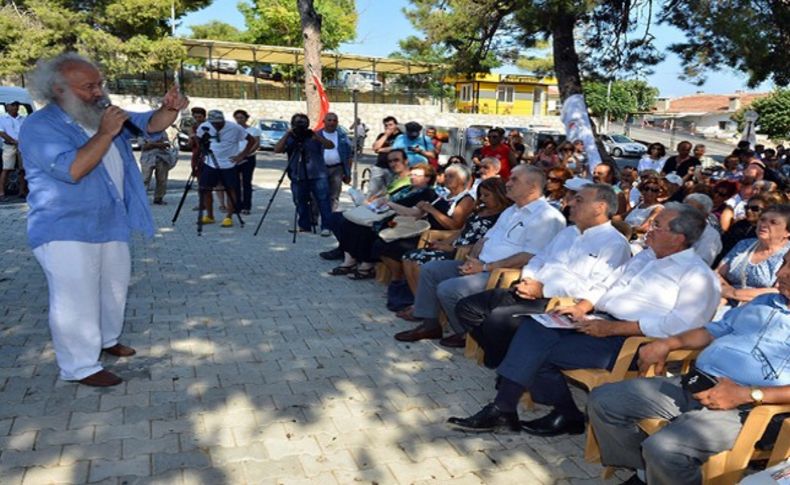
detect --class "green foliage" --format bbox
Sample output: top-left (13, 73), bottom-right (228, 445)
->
top-left (583, 79), bottom-right (659, 121)
top-left (661, 1), bottom-right (790, 87)
top-left (189, 21), bottom-right (243, 42)
top-left (402, 0), bottom-right (663, 79)
top-left (0, 0), bottom-right (209, 78)
top-left (239, 0), bottom-right (356, 49)
top-left (748, 90), bottom-right (790, 141)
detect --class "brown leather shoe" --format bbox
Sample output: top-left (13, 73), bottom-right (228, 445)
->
top-left (394, 323), bottom-right (442, 342)
top-left (78, 369), bottom-right (122, 387)
top-left (439, 333), bottom-right (467, 348)
top-left (102, 343), bottom-right (136, 357)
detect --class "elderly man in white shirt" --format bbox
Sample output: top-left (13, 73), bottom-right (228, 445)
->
top-left (447, 203), bottom-right (720, 436)
top-left (454, 184), bottom-right (632, 355)
top-left (684, 193), bottom-right (723, 266)
top-left (394, 165), bottom-right (566, 343)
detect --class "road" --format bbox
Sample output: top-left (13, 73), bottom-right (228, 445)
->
top-left (609, 122), bottom-right (737, 157)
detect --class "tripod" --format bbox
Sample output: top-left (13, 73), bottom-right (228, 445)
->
top-left (196, 147), bottom-right (245, 235)
top-left (254, 137), bottom-right (316, 243)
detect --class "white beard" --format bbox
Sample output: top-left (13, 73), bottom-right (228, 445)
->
top-left (59, 88), bottom-right (105, 130)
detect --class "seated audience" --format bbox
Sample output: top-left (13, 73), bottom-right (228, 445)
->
top-left (448, 203), bottom-right (720, 436)
top-left (684, 193), bottom-right (723, 266)
top-left (592, 161), bottom-right (627, 217)
top-left (719, 192), bottom-right (785, 264)
top-left (534, 139), bottom-right (560, 170)
top-left (638, 142), bottom-right (667, 174)
top-left (329, 156), bottom-right (437, 279)
top-left (401, 178), bottom-right (509, 296)
top-left (624, 179), bottom-right (663, 236)
top-left (588, 259), bottom-right (790, 485)
top-left (716, 204), bottom-right (790, 306)
top-left (454, 184), bottom-right (631, 355)
top-left (545, 167), bottom-right (573, 211)
top-left (372, 163), bottom-right (475, 287)
top-left (618, 166), bottom-right (638, 213)
top-left (710, 180), bottom-right (738, 232)
top-left (727, 176), bottom-right (756, 221)
top-left (471, 157), bottom-right (501, 195)
top-left (393, 165), bottom-right (566, 344)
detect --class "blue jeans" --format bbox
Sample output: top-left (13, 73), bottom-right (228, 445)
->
top-left (290, 177), bottom-right (332, 231)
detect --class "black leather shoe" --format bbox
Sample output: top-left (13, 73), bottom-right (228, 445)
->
top-left (319, 247), bottom-right (343, 260)
top-left (447, 403), bottom-right (521, 432)
top-left (520, 409), bottom-right (585, 437)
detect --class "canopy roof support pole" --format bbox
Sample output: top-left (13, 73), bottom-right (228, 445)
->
top-left (252, 49), bottom-right (259, 100)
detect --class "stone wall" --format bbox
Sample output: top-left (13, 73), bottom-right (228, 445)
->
top-left (110, 94), bottom-right (563, 148)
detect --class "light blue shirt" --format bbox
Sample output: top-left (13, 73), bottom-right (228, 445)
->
top-left (699, 293), bottom-right (790, 387)
top-left (19, 103), bottom-right (156, 249)
top-left (391, 133), bottom-right (433, 166)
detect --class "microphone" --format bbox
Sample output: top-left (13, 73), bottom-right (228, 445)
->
top-left (96, 97), bottom-right (142, 135)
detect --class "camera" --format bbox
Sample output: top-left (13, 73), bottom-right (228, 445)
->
top-left (291, 117), bottom-right (313, 140)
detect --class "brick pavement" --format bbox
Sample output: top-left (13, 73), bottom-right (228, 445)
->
top-left (0, 152), bottom-right (628, 484)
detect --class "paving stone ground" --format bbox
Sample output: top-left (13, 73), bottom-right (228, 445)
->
top-left (0, 152), bottom-right (629, 484)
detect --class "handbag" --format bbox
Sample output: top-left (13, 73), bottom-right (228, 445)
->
top-left (343, 205), bottom-right (394, 227)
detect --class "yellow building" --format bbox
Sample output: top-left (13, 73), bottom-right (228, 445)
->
top-left (447, 73), bottom-right (557, 116)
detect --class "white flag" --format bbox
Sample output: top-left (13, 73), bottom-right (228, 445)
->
top-left (561, 94), bottom-right (602, 174)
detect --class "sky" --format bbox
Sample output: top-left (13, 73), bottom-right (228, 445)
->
top-left (177, 0), bottom-right (772, 98)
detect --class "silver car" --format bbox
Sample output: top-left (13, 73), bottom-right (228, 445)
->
top-left (600, 134), bottom-right (647, 157)
top-left (258, 119), bottom-right (289, 150)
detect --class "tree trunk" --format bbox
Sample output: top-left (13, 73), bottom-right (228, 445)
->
top-left (298, 0), bottom-right (323, 125)
top-left (551, 12), bottom-right (583, 102)
top-left (551, 11), bottom-right (613, 163)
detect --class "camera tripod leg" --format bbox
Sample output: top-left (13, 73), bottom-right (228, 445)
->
top-left (197, 184), bottom-right (205, 236)
top-left (254, 160), bottom-right (291, 236)
top-left (171, 173), bottom-right (194, 225)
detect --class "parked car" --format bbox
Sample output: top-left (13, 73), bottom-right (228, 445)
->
top-left (600, 133), bottom-right (646, 157)
top-left (205, 59), bottom-right (238, 74)
top-left (523, 129), bottom-right (566, 153)
top-left (258, 119), bottom-right (289, 150)
top-left (176, 115), bottom-right (197, 151)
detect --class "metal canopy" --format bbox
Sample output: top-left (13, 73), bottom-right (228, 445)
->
top-left (182, 39), bottom-right (438, 75)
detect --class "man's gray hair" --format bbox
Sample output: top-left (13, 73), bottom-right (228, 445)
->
top-left (28, 52), bottom-right (97, 104)
top-left (684, 193), bottom-right (714, 215)
top-left (664, 202), bottom-right (706, 247)
top-left (514, 164), bottom-right (546, 190)
top-left (585, 183), bottom-right (619, 219)
top-left (445, 163), bottom-right (471, 183)
top-left (480, 156), bottom-right (501, 169)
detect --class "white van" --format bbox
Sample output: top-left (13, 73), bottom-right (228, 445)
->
top-left (205, 59), bottom-right (238, 74)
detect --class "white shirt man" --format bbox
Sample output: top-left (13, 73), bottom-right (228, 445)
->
top-left (322, 130), bottom-right (341, 167)
top-left (197, 120), bottom-right (249, 169)
top-left (596, 247), bottom-right (720, 337)
top-left (521, 221), bottom-right (632, 302)
top-left (478, 198), bottom-right (565, 264)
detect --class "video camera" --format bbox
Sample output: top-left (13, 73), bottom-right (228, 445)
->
top-left (291, 116), bottom-right (313, 141)
top-left (198, 126), bottom-right (215, 152)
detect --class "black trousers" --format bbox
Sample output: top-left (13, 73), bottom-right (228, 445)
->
top-left (237, 157), bottom-right (256, 211)
top-left (455, 288), bottom-right (550, 368)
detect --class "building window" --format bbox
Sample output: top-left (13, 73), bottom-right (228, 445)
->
top-left (497, 85), bottom-right (514, 103)
top-left (718, 121), bottom-right (728, 130)
top-left (459, 84), bottom-right (473, 102)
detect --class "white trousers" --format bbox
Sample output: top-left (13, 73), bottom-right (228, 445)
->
top-left (33, 241), bottom-right (131, 381)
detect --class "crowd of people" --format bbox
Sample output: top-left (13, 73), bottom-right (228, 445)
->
top-left (315, 115), bottom-right (790, 484)
top-left (9, 50), bottom-right (790, 485)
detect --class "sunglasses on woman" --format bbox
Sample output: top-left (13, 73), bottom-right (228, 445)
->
top-left (642, 187), bottom-right (661, 193)
top-left (746, 205), bottom-right (763, 212)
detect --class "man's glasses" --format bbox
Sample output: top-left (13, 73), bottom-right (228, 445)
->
top-left (642, 187), bottom-right (661, 193)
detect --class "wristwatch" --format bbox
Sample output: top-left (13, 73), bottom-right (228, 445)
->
top-left (750, 387), bottom-right (764, 405)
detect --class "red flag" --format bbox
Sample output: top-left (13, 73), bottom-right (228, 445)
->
top-left (312, 72), bottom-right (330, 130)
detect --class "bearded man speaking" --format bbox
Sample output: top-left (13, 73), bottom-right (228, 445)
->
top-left (19, 53), bottom-right (188, 387)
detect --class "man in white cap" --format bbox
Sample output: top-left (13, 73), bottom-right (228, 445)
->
top-left (196, 109), bottom-right (258, 227)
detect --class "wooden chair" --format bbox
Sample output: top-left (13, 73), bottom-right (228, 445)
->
top-left (462, 268), bottom-right (522, 362)
top-left (375, 229), bottom-right (458, 285)
top-left (620, 362), bottom-right (790, 484)
top-left (768, 417), bottom-right (790, 467)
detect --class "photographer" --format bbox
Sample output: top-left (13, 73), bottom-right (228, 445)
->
top-left (197, 110), bottom-right (258, 227)
top-left (391, 121), bottom-right (436, 167)
top-left (274, 113), bottom-right (335, 235)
